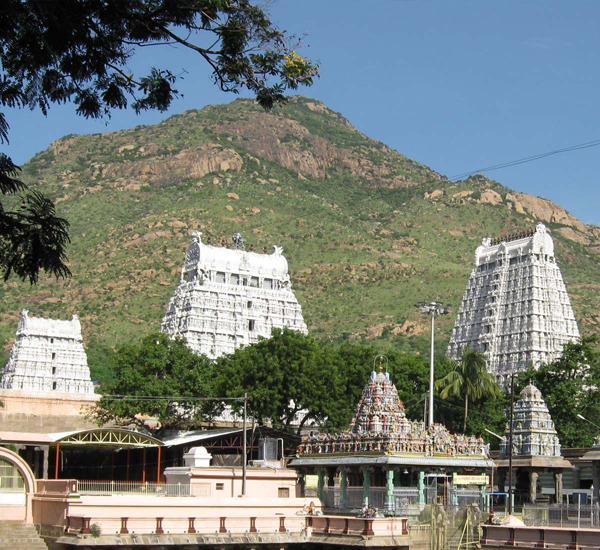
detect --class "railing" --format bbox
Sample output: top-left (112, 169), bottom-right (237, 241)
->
top-left (482, 525), bottom-right (600, 549)
top-left (310, 516), bottom-right (408, 537)
top-left (523, 503), bottom-right (600, 528)
top-left (77, 480), bottom-right (194, 497)
top-left (393, 487), bottom-right (419, 514)
top-left (368, 488), bottom-right (386, 509)
top-left (66, 515), bottom-right (306, 536)
top-left (450, 488), bottom-right (483, 507)
top-left (321, 487), bottom-right (340, 508)
top-left (65, 514), bottom-right (409, 538)
top-left (321, 487), bottom-right (384, 510)
top-left (347, 487), bottom-right (364, 509)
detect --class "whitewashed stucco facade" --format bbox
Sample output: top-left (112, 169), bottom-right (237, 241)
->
top-left (161, 231), bottom-right (307, 359)
top-left (0, 310), bottom-right (95, 394)
top-left (447, 224), bottom-right (580, 384)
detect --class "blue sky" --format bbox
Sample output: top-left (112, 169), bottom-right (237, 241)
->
top-left (4, 0), bottom-right (600, 224)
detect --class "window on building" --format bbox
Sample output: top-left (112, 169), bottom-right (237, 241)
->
top-left (278, 487), bottom-right (290, 498)
top-left (216, 272), bottom-right (226, 283)
top-left (249, 320), bottom-right (255, 331)
top-left (231, 274), bottom-right (240, 285)
top-left (249, 276), bottom-right (259, 287)
top-left (51, 352), bottom-right (56, 360)
top-left (52, 382), bottom-right (57, 390)
top-left (216, 483), bottom-right (224, 491)
top-left (263, 278), bottom-right (273, 290)
top-left (52, 367), bottom-right (56, 375)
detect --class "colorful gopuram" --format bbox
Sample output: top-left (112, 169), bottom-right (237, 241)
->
top-left (290, 365), bottom-right (494, 514)
top-left (496, 383), bottom-right (570, 503)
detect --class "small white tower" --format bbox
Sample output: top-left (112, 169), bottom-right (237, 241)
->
top-left (0, 310), bottom-right (95, 394)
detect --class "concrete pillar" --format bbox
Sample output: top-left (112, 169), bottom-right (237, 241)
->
top-left (340, 467), bottom-right (348, 509)
top-left (362, 466), bottom-right (371, 506)
top-left (592, 462), bottom-right (600, 504)
top-left (394, 469), bottom-right (402, 488)
top-left (327, 467), bottom-right (335, 487)
top-left (572, 466), bottom-right (581, 489)
top-left (317, 468), bottom-right (325, 501)
top-left (450, 480), bottom-right (458, 506)
top-left (298, 472), bottom-right (306, 498)
top-left (42, 445), bottom-right (49, 480)
top-left (529, 471), bottom-right (538, 504)
top-left (418, 471), bottom-right (425, 505)
top-left (554, 471), bottom-right (563, 504)
top-left (497, 470), bottom-right (506, 494)
top-left (384, 468), bottom-right (395, 512)
top-left (33, 447), bottom-right (41, 479)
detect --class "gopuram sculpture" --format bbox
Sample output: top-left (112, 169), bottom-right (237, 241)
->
top-left (297, 366), bottom-right (489, 459)
top-left (447, 224), bottom-right (580, 385)
top-left (161, 231), bottom-right (307, 359)
top-left (291, 363), bottom-right (494, 512)
top-left (500, 383), bottom-right (561, 458)
top-left (496, 382), bottom-right (570, 503)
top-left (0, 309), bottom-right (94, 394)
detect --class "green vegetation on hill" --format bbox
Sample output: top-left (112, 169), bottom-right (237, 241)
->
top-left (2, 97), bottom-right (600, 379)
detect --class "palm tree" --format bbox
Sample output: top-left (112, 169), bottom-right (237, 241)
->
top-left (435, 346), bottom-right (500, 433)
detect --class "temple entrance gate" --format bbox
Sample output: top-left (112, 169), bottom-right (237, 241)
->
top-left (0, 447), bottom-right (35, 522)
top-left (426, 473), bottom-right (450, 505)
top-left (0, 456), bottom-right (25, 505)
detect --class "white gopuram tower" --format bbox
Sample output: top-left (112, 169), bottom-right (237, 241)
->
top-left (0, 310), bottom-right (95, 394)
top-left (161, 231), bottom-right (308, 359)
top-left (447, 224), bottom-right (580, 384)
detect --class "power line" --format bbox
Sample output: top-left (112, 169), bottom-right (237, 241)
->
top-left (449, 138), bottom-right (600, 182)
top-left (102, 395), bottom-right (245, 402)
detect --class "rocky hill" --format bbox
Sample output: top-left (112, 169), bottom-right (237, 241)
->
top-left (2, 96), bottom-right (599, 379)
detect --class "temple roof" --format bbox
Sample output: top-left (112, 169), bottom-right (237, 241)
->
top-left (297, 365), bottom-right (490, 461)
top-left (475, 223), bottom-right (555, 264)
top-left (501, 382), bottom-right (562, 457)
top-left (349, 365), bottom-right (410, 435)
top-left (183, 231), bottom-right (290, 282)
top-left (16, 309), bottom-right (83, 340)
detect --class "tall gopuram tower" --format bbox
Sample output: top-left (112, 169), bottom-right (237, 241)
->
top-left (161, 231), bottom-right (307, 359)
top-left (0, 309), bottom-right (94, 394)
top-left (447, 223), bottom-right (580, 384)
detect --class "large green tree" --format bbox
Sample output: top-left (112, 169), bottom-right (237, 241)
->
top-left (94, 332), bottom-right (217, 436)
top-left (0, 0), bottom-right (317, 282)
top-left (435, 346), bottom-right (500, 433)
top-left (524, 337), bottom-right (600, 448)
top-left (216, 328), bottom-right (345, 433)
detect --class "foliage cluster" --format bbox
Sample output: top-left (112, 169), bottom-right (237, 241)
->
top-left (96, 328), bottom-right (507, 442)
top-left (519, 337), bottom-right (600, 448)
top-left (96, 330), bottom-right (599, 451)
top-left (0, 0), bottom-right (317, 284)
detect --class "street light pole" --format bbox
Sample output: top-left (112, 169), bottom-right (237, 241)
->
top-left (415, 301), bottom-right (450, 427)
top-left (242, 392), bottom-right (247, 496)
top-left (508, 374), bottom-right (515, 516)
top-left (577, 414), bottom-right (600, 431)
